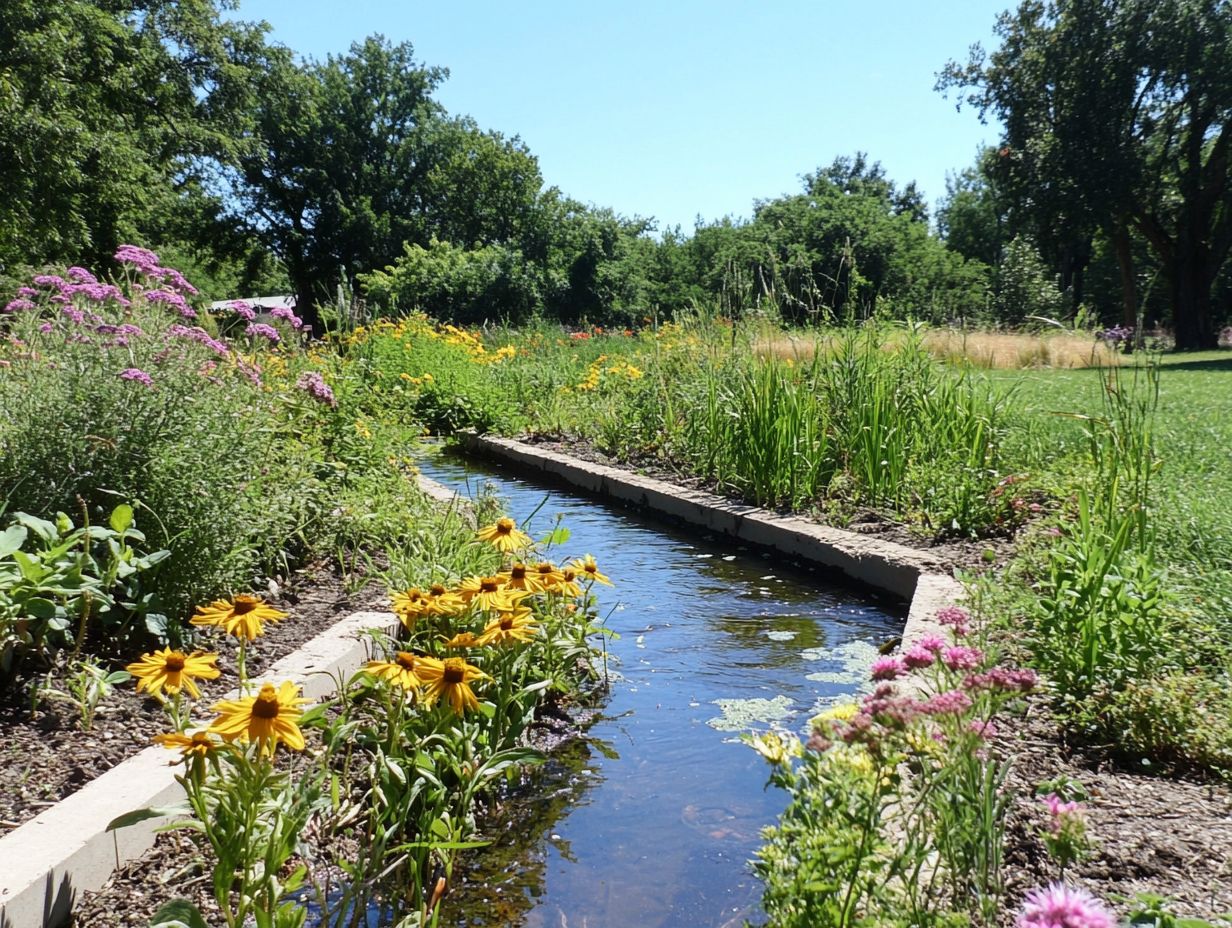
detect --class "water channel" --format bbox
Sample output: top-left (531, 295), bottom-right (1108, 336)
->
top-left (417, 451), bottom-right (905, 928)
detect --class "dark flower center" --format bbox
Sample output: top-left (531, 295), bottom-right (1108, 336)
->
top-left (496, 518), bottom-right (515, 534)
top-left (444, 665), bottom-right (465, 684)
top-left (164, 655), bottom-right (185, 672)
top-left (232, 597), bottom-right (258, 615)
top-left (510, 565), bottom-right (527, 580)
top-left (480, 579), bottom-right (499, 593)
top-left (500, 617), bottom-right (515, 630)
top-left (252, 695), bottom-right (280, 719)
top-left (430, 584), bottom-right (447, 596)
top-left (396, 652), bottom-right (417, 671)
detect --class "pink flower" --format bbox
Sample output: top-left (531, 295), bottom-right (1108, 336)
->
top-left (3, 299), bottom-right (35, 313)
top-left (942, 645), bottom-right (985, 671)
top-left (1015, 883), bottom-right (1114, 928)
top-left (922, 689), bottom-right (973, 716)
top-left (935, 605), bottom-right (970, 627)
top-left (902, 645), bottom-right (936, 669)
top-left (119, 367), bottom-right (154, 387)
top-left (246, 322), bottom-right (281, 344)
top-left (963, 667), bottom-right (1038, 693)
top-left (296, 371), bottom-right (337, 407)
top-left (968, 719), bottom-right (997, 740)
top-left (870, 656), bottom-right (905, 680)
top-left (917, 635), bottom-right (947, 653)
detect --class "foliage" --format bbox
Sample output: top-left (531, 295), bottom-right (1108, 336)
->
top-left (0, 505), bottom-right (168, 675)
top-left (753, 605), bottom-right (1034, 926)
top-left (229, 36), bottom-right (544, 329)
top-left (0, 0), bottom-right (280, 294)
top-left (940, 0), bottom-right (1232, 348)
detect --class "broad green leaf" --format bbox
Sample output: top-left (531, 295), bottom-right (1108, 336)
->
top-left (149, 899), bottom-right (209, 928)
top-left (109, 503), bottom-right (134, 534)
top-left (0, 525), bottom-right (27, 559)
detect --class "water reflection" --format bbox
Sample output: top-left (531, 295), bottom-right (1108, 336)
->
top-left (419, 451), bottom-right (904, 928)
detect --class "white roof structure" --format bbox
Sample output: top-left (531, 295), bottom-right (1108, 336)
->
top-left (206, 295), bottom-right (296, 312)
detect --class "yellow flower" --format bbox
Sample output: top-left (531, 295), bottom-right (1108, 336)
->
top-left (391, 588), bottom-right (433, 628)
top-left (442, 631), bottom-right (480, 649)
top-left (548, 567), bottom-right (583, 598)
top-left (746, 731), bottom-right (800, 766)
top-left (191, 594), bottom-right (287, 641)
top-left (499, 562), bottom-right (544, 593)
top-left (812, 702), bottom-right (860, 728)
top-left (209, 681), bottom-right (309, 753)
top-left (425, 582), bottom-right (465, 616)
top-left (127, 648), bottom-right (221, 699)
top-left (153, 730), bottom-right (220, 759)
top-left (365, 651), bottom-right (426, 691)
top-left (475, 517), bottom-right (533, 553)
top-left (530, 561), bottom-right (564, 588)
top-left (457, 575), bottom-right (526, 612)
top-left (475, 607), bottom-right (540, 647)
top-left (417, 656), bottom-right (487, 713)
top-left (569, 554), bottom-right (613, 587)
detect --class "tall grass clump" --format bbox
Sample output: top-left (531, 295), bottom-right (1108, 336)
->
top-left (678, 328), bottom-right (1014, 534)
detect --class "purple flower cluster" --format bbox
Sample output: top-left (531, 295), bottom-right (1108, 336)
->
top-left (245, 323), bottom-right (281, 345)
top-left (228, 300), bottom-right (256, 321)
top-left (296, 371), bottom-right (337, 407)
top-left (269, 306), bottom-right (304, 329)
top-left (1097, 324), bottom-right (1133, 347)
top-left (145, 289), bottom-right (198, 320)
top-left (114, 245), bottom-right (198, 296)
top-left (119, 367), bottom-right (154, 387)
top-left (166, 324), bottom-right (230, 358)
top-left (1016, 883), bottom-right (1113, 928)
top-left (24, 271), bottom-right (130, 310)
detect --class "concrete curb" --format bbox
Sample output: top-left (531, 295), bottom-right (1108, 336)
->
top-left (455, 433), bottom-right (964, 628)
top-left (0, 477), bottom-right (464, 928)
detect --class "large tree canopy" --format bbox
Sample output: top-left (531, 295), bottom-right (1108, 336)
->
top-left (230, 35), bottom-right (545, 329)
top-left (940, 0), bottom-right (1232, 348)
top-left (0, 0), bottom-right (274, 277)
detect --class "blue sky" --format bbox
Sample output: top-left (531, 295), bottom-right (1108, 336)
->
top-left (231, 0), bottom-right (1009, 232)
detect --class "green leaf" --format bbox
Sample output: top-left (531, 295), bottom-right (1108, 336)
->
top-left (107, 803), bottom-right (192, 831)
top-left (109, 504), bottom-right (135, 535)
top-left (23, 597), bottom-right (58, 620)
top-left (0, 525), bottom-right (27, 559)
top-left (538, 526), bottom-right (571, 546)
top-left (149, 899), bottom-right (209, 928)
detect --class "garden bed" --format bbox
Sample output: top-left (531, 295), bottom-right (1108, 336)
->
top-left (0, 562), bottom-right (383, 837)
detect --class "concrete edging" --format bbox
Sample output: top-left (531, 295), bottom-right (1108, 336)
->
top-left (0, 476), bottom-right (464, 928)
top-left (455, 433), bottom-right (965, 646)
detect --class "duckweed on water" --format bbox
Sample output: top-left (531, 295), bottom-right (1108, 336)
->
top-left (707, 695), bottom-right (795, 731)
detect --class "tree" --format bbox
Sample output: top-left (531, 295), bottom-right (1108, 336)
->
top-left (0, 0), bottom-right (274, 278)
top-left (937, 150), bottom-right (1011, 270)
top-left (230, 36), bottom-right (545, 331)
top-left (940, 0), bottom-right (1232, 348)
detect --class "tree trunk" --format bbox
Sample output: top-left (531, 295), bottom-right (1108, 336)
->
top-left (1112, 226), bottom-right (1137, 329)
top-left (1170, 257), bottom-right (1217, 350)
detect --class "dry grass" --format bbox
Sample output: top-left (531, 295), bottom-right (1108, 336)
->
top-left (753, 329), bottom-right (1125, 370)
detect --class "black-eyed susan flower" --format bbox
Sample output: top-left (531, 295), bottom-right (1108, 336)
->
top-left (457, 575), bottom-right (526, 612)
top-left (530, 561), bottom-right (564, 588)
top-left (365, 651), bottom-right (426, 691)
top-left (569, 554), bottom-right (613, 586)
top-left (127, 648), bottom-right (220, 699)
top-left (476, 607), bottom-right (540, 647)
top-left (548, 567), bottom-right (583, 598)
top-left (424, 583), bottom-right (465, 616)
top-left (153, 730), bottom-right (220, 759)
top-left (209, 681), bottom-right (309, 753)
top-left (442, 631), bottom-right (480, 649)
top-left (191, 594), bottom-right (287, 640)
top-left (391, 588), bottom-right (433, 628)
top-left (475, 517), bottom-right (532, 553)
top-left (499, 562), bottom-right (543, 593)
top-left (417, 656), bottom-right (487, 713)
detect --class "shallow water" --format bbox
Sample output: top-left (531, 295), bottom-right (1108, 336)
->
top-left (416, 452), bottom-right (904, 928)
